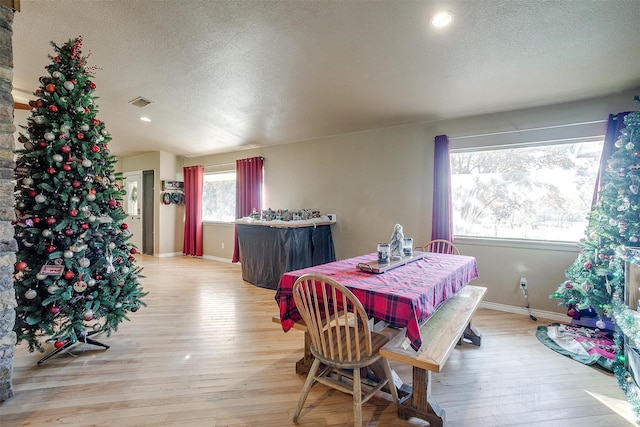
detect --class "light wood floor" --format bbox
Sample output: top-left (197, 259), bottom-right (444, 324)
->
top-left (1, 255), bottom-right (636, 426)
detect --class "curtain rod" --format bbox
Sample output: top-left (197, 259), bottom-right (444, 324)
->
top-left (447, 119), bottom-right (607, 141)
top-left (201, 162), bottom-right (235, 168)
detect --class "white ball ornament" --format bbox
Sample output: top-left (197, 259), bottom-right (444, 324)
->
top-left (81, 124), bottom-right (90, 131)
top-left (87, 278), bottom-right (96, 287)
top-left (71, 196), bottom-right (80, 203)
top-left (121, 266), bottom-right (130, 274)
top-left (35, 194), bottom-right (46, 203)
top-left (33, 116), bottom-right (44, 124)
top-left (83, 309), bottom-right (93, 321)
top-left (63, 250), bottom-right (74, 259)
top-left (60, 124), bottom-right (71, 133)
top-left (108, 242), bottom-right (116, 250)
top-left (63, 81), bottom-right (75, 91)
top-left (52, 71), bottom-right (63, 79)
top-left (25, 289), bottom-right (37, 299)
top-left (48, 285), bottom-right (59, 294)
top-left (76, 106), bottom-right (84, 113)
top-left (79, 258), bottom-right (90, 268)
top-left (52, 154), bottom-right (63, 162)
top-left (86, 194), bottom-right (96, 202)
top-left (93, 323), bottom-right (102, 331)
top-left (115, 302), bottom-right (122, 309)
top-left (101, 129), bottom-right (108, 136)
top-left (89, 215), bottom-right (97, 222)
top-left (596, 319), bottom-right (606, 329)
top-left (82, 159), bottom-right (92, 168)
top-left (44, 132), bottom-right (55, 141)
top-left (23, 177), bottom-right (34, 186)
top-left (36, 273), bottom-right (47, 280)
top-left (42, 229), bottom-right (52, 238)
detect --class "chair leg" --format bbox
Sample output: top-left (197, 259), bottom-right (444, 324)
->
top-left (382, 358), bottom-right (399, 404)
top-left (293, 358), bottom-right (321, 422)
top-left (353, 367), bottom-right (362, 427)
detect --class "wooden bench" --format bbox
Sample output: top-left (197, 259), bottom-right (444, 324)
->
top-left (380, 285), bottom-right (487, 426)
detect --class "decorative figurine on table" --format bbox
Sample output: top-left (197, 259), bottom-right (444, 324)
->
top-left (390, 223), bottom-right (405, 259)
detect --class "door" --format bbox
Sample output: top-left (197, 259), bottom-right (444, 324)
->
top-left (123, 171), bottom-right (143, 251)
top-left (142, 170), bottom-right (154, 255)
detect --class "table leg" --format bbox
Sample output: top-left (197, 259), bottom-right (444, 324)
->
top-left (397, 367), bottom-right (445, 426)
top-left (295, 331), bottom-right (315, 375)
top-left (463, 321), bottom-right (482, 346)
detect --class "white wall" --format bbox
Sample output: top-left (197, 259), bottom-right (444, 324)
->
top-left (184, 89), bottom-right (640, 315)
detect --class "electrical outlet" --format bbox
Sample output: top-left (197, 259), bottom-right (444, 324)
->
top-left (520, 277), bottom-right (528, 290)
top-left (221, 242), bottom-right (225, 249)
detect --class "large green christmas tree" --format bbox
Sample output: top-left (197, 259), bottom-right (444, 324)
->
top-left (552, 104), bottom-right (640, 323)
top-left (14, 37), bottom-right (146, 356)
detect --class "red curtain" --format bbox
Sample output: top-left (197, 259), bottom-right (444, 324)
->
top-left (183, 165), bottom-right (204, 256)
top-left (232, 157), bottom-right (264, 263)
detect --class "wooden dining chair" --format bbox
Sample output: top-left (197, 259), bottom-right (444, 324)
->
top-left (291, 274), bottom-right (398, 427)
top-left (422, 239), bottom-right (460, 255)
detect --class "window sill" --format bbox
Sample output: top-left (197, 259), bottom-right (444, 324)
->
top-left (454, 236), bottom-right (580, 253)
top-left (203, 221), bottom-right (235, 227)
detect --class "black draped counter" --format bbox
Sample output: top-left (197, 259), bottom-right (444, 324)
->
top-left (236, 221), bottom-right (336, 290)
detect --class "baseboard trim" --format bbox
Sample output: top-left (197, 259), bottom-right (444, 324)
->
top-left (479, 301), bottom-right (569, 323)
top-left (202, 255), bottom-right (233, 263)
top-left (156, 252), bottom-right (183, 258)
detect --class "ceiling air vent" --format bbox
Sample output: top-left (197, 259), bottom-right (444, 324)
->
top-left (128, 96), bottom-right (153, 108)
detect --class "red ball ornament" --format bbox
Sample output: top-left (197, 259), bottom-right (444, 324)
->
top-left (72, 180), bottom-right (81, 188)
top-left (91, 145), bottom-right (100, 153)
top-left (108, 199), bottom-right (116, 207)
top-left (54, 340), bottom-right (65, 349)
top-left (46, 244), bottom-right (56, 253)
top-left (47, 167), bottom-right (56, 175)
top-left (15, 261), bottom-right (27, 271)
top-left (48, 105), bottom-right (58, 112)
top-left (118, 282), bottom-right (125, 287)
top-left (130, 248), bottom-right (137, 254)
top-left (69, 209), bottom-right (79, 217)
top-left (81, 223), bottom-right (89, 230)
top-left (50, 306), bottom-right (60, 315)
top-left (53, 56), bottom-right (61, 62)
top-left (63, 270), bottom-right (75, 280)
top-left (84, 107), bottom-right (90, 113)
top-left (129, 256), bottom-right (135, 262)
top-left (32, 217), bottom-right (40, 224)
top-left (35, 99), bottom-right (44, 108)
top-left (95, 274), bottom-right (102, 280)
top-left (27, 190), bottom-right (38, 198)
top-left (38, 140), bottom-right (49, 148)
top-left (62, 164), bottom-right (71, 171)
top-left (91, 118), bottom-right (99, 125)
top-left (45, 83), bottom-right (56, 93)
top-left (60, 144), bottom-right (71, 153)
top-left (64, 228), bottom-right (74, 236)
top-left (584, 262), bottom-right (592, 269)
top-left (121, 223), bottom-right (128, 230)
top-left (89, 82), bottom-right (96, 90)
top-left (76, 133), bottom-right (84, 140)
top-left (45, 217), bottom-right (56, 225)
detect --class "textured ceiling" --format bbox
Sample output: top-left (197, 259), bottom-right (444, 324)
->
top-left (11, 0), bottom-right (640, 158)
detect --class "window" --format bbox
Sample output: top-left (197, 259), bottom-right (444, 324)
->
top-left (450, 140), bottom-right (602, 242)
top-left (202, 171), bottom-right (236, 222)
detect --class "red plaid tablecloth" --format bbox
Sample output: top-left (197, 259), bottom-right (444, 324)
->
top-left (275, 252), bottom-right (479, 351)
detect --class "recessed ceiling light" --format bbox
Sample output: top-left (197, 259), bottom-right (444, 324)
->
top-left (430, 11), bottom-right (454, 28)
top-left (139, 117), bottom-right (152, 122)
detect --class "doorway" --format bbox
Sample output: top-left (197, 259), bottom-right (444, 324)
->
top-left (142, 170), bottom-right (154, 255)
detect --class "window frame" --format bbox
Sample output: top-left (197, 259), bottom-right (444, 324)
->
top-left (201, 170), bottom-right (236, 224)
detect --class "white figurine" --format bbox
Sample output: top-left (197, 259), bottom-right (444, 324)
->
top-left (390, 224), bottom-right (405, 259)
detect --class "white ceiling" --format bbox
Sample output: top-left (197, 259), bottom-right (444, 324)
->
top-left (11, 0), bottom-right (640, 158)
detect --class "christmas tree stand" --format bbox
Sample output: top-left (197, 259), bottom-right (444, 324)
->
top-left (37, 331), bottom-right (109, 365)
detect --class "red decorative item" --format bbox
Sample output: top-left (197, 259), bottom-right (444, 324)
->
top-left (45, 217), bottom-right (56, 225)
top-left (54, 56), bottom-right (61, 62)
top-left (64, 228), bottom-right (74, 236)
top-left (118, 282), bottom-right (124, 287)
top-left (72, 180), bottom-right (81, 188)
top-left (48, 105), bottom-right (58, 112)
top-left (69, 209), bottom-right (79, 217)
top-left (15, 261), bottom-right (27, 271)
top-left (32, 217), bottom-right (40, 224)
top-left (584, 262), bottom-right (592, 269)
top-left (95, 274), bottom-right (102, 280)
top-left (91, 145), bottom-right (100, 153)
top-left (54, 340), bottom-right (65, 349)
top-left (62, 164), bottom-right (71, 171)
top-left (49, 306), bottom-right (60, 315)
top-left (38, 140), bottom-right (49, 148)
top-left (91, 118), bottom-right (99, 125)
top-left (108, 199), bottom-right (116, 207)
top-left (565, 283), bottom-right (573, 289)
top-left (63, 270), bottom-right (75, 280)
top-left (121, 223), bottom-right (128, 230)
top-left (129, 256), bottom-right (135, 262)
top-left (76, 133), bottom-right (84, 139)
top-left (35, 99), bottom-right (44, 108)
top-left (60, 144), bottom-right (71, 153)
top-left (45, 83), bottom-right (56, 93)
top-left (130, 248), bottom-right (137, 254)
top-left (27, 190), bottom-right (38, 198)
top-left (89, 82), bottom-right (96, 90)
top-left (47, 167), bottom-right (56, 175)
top-left (81, 223), bottom-right (89, 230)
top-left (46, 245), bottom-right (56, 253)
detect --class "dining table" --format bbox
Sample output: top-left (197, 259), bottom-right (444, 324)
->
top-left (275, 251), bottom-right (480, 352)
